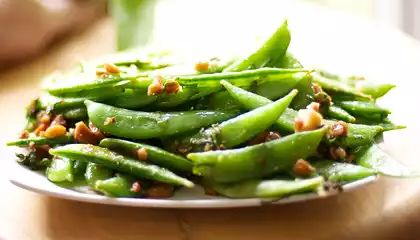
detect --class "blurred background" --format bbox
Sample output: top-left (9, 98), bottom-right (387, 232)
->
top-left (0, 0), bottom-right (419, 67)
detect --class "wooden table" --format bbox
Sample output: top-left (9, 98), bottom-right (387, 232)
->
top-left (2, 1), bottom-right (420, 239)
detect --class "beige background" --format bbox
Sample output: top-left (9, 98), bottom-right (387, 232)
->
top-left (1, 1), bottom-right (420, 239)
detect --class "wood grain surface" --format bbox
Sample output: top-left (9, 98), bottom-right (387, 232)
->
top-left (1, 1), bottom-right (420, 239)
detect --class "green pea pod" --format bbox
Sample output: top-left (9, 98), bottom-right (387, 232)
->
top-left (326, 105), bottom-right (356, 123)
top-left (6, 134), bottom-right (74, 147)
top-left (206, 176), bottom-right (324, 199)
top-left (95, 174), bottom-right (141, 198)
top-left (311, 159), bottom-right (375, 183)
top-left (109, 89), bottom-right (157, 109)
top-left (46, 157), bottom-right (74, 183)
top-left (355, 144), bottom-right (420, 178)
top-left (170, 87), bottom-right (298, 153)
top-left (85, 162), bottom-right (113, 189)
top-left (174, 68), bottom-right (310, 88)
top-left (153, 88), bottom-right (197, 108)
top-left (222, 82), bottom-right (383, 146)
top-left (289, 73), bottom-right (314, 110)
top-left (188, 127), bottom-right (326, 183)
top-left (312, 74), bottom-right (371, 99)
top-left (252, 72), bottom-right (307, 100)
top-left (224, 19), bottom-right (291, 72)
top-left (38, 94), bottom-right (85, 112)
top-left (72, 160), bottom-right (88, 177)
top-left (355, 82), bottom-right (395, 99)
top-left (99, 138), bottom-right (193, 172)
top-left (273, 52), bottom-right (304, 69)
top-left (205, 91), bottom-right (243, 111)
top-left (63, 107), bottom-right (88, 120)
top-left (49, 144), bottom-right (194, 187)
top-left (355, 117), bottom-right (406, 132)
top-left (85, 100), bottom-right (236, 139)
top-left (334, 122), bottom-right (383, 148)
top-left (43, 70), bottom-right (147, 95)
top-left (337, 101), bottom-right (391, 116)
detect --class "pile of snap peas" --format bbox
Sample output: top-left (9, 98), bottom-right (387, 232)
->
top-left (7, 19), bottom-right (415, 200)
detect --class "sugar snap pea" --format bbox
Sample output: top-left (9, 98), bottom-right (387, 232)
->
top-left (49, 144), bottom-right (194, 187)
top-left (108, 89), bottom-right (157, 109)
top-left (224, 19), bottom-right (291, 72)
top-left (46, 157), bottom-right (74, 183)
top-left (6, 133), bottom-right (74, 147)
top-left (95, 174), bottom-right (141, 198)
top-left (169, 87), bottom-right (298, 153)
top-left (311, 159), bottom-right (375, 183)
top-left (205, 176), bottom-right (324, 199)
top-left (312, 74), bottom-right (371, 99)
top-left (222, 81), bottom-right (383, 147)
top-left (85, 100), bottom-right (237, 139)
top-left (337, 101), bottom-right (391, 116)
top-left (274, 52), bottom-right (303, 69)
top-left (85, 162), bottom-right (113, 189)
top-left (289, 73), bottom-right (314, 110)
top-left (355, 144), bottom-right (420, 178)
top-left (72, 160), bottom-right (88, 177)
top-left (355, 82), bottom-right (395, 99)
top-left (99, 138), bottom-right (192, 172)
top-left (326, 105), bottom-right (356, 123)
top-left (188, 127), bottom-right (326, 183)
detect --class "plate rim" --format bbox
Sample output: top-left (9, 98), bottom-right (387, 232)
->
top-left (9, 160), bottom-right (378, 208)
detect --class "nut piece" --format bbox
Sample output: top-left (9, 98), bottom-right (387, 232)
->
top-left (204, 187), bottom-right (218, 196)
top-left (51, 114), bottom-right (66, 127)
top-left (40, 114), bottom-right (51, 124)
top-left (165, 80), bottom-right (180, 94)
top-left (104, 117), bottom-right (116, 126)
top-left (34, 123), bottom-right (48, 136)
top-left (307, 102), bottom-right (320, 112)
top-left (194, 61), bottom-right (209, 72)
top-left (104, 63), bottom-right (120, 74)
top-left (44, 125), bottom-right (67, 139)
top-left (328, 121), bottom-right (349, 138)
top-left (293, 159), bottom-right (316, 177)
top-left (74, 121), bottom-right (101, 145)
top-left (329, 147), bottom-right (347, 160)
top-left (130, 182), bottom-right (142, 193)
top-left (312, 83), bottom-right (322, 94)
top-left (294, 109), bottom-right (323, 132)
top-left (147, 75), bottom-right (164, 96)
top-left (19, 130), bottom-right (29, 139)
top-left (136, 148), bottom-right (148, 161)
top-left (146, 184), bottom-right (174, 199)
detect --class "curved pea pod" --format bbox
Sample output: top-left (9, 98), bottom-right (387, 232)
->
top-left (43, 70), bottom-right (148, 95)
top-left (312, 74), bottom-right (371, 99)
top-left (355, 82), bottom-right (395, 99)
top-left (95, 174), bottom-right (142, 198)
top-left (223, 19), bottom-right (291, 72)
top-left (49, 144), bottom-right (194, 187)
top-left (85, 162), bottom-right (113, 189)
top-left (355, 144), bottom-right (420, 178)
top-left (205, 91), bottom-right (243, 111)
top-left (188, 127), bottom-right (326, 183)
top-left (46, 157), bottom-right (74, 183)
top-left (206, 176), bottom-right (324, 199)
top-left (170, 87), bottom-right (298, 153)
top-left (6, 133), bottom-right (74, 147)
top-left (273, 52), bottom-right (303, 69)
top-left (85, 100), bottom-right (236, 139)
top-left (153, 88), bottom-right (197, 108)
top-left (110, 89), bottom-right (157, 109)
top-left (222, 82), bottom-right (384, 146)
top-left (63, 107), bottom-right (88, 120)
top-left (252, 72), bottom-right (308, 100)
top-left (336, 101), bottom-right (391, 116)
top-left (331, 122), bottom-right (383, 148)
top-left (289, 73), bottom-right (314, 110)
top-left (175, 68), bottom-right (310, 88)
top-left (38, 94), bottom-right (86, 112)
top-left (99, 138), bottom-right (192, 172)
top-left (355, 117), bottom-right (406, 132)
top-left (326, 105), bottom-right (356, 123)
top-left (311, 159), bottom-right (375, 183)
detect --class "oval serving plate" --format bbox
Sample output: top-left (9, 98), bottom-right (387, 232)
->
top-left (9, 158), bottom-right (378, 208)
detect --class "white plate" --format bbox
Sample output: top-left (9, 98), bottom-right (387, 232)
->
top-left (9, 157), bottom-right (378, 208)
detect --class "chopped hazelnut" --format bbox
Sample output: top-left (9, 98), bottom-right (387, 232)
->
top-left (294, 159), bottom-right (316, 177)
top-left (294, 109), bottom-right (323, 132)
top-left (44, 125), bottom-right (67, 139)
top-left (104, 63), bottom-right (120, 74)
top-left (136, 148), bottom-right (148, 161)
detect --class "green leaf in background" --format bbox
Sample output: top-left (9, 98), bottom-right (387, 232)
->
top-left (108, 0), bottom-right (156, 51)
